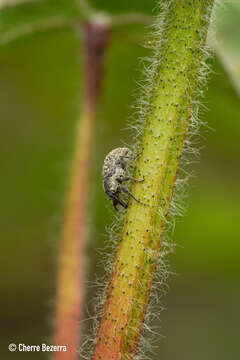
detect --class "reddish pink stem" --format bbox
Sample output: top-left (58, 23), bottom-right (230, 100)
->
top-left (53, 21), bottom-right (108, 360)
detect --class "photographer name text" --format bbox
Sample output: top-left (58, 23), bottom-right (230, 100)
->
top-left (8, 343), bottom-right (67, 352)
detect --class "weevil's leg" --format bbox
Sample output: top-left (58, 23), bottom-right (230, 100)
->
top-left (113, 198), bottom-right (119, 211)
top-left (125, 152), bottom-right (141, 161)
top-left (127, 163), bottom-right (134, 169)
top-left (119, 152), bottom-right (141, 170)
top-left (121, 185), bottom-right (146, 206)
top-left (126, 152), bottom-right (142, 169)
top-left (130, 151), bottom-right (142, 161)
top-left (123, 176), bottom-right (144, 183)
top-left (112, 194), bottom-right (127, 209)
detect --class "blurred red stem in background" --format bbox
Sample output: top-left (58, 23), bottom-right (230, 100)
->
top-left (83, 21), bottom-right (109, 108)
top-left (53, 20), bottom-right (108, 360)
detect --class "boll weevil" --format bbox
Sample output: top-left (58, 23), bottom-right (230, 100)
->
top-left (102, 147), bottom-right (145, 210)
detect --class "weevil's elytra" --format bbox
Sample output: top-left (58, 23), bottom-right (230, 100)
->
top-left (102, 147), bottom-right (146, 210)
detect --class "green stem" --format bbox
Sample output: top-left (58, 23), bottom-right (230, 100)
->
top-left (92, 1), bottom-right (215, 359)
top-left (108, 13), bottom-right (153, 28)
top-left (76, 0), bottom-right (94, 20)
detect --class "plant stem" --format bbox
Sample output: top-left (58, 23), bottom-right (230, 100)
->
top-left (54, 20), bottom-right (108, 360)
top-left (108, 13), bottom-right (153, 28)
top-left (92, 1), bottom-right (215, 359)
top-left (76, 0), bottom-right (94, 20)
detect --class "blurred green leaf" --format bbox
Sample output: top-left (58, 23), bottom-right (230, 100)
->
top-left (0, 0), bottom-right (39, 9)
top-left (0, 0), bottom-right (157, 46)
top-left (90, 0), bottom-right (155, 14)
top-left (214, 0), bottom-right (240, 96)
top-left (0, 0), bottom-right (81, 45)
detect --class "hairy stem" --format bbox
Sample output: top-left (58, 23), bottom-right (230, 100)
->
top-left (92, 1), bottom-right (215, 359)
top-left (54, 21), bottom-right (108, 360)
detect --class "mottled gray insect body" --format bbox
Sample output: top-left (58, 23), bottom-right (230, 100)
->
top-left (102, 147), bottom-right (145, 210)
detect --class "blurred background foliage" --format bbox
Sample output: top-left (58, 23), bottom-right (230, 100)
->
top-left (0, 0), bottom-right (240, 359)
